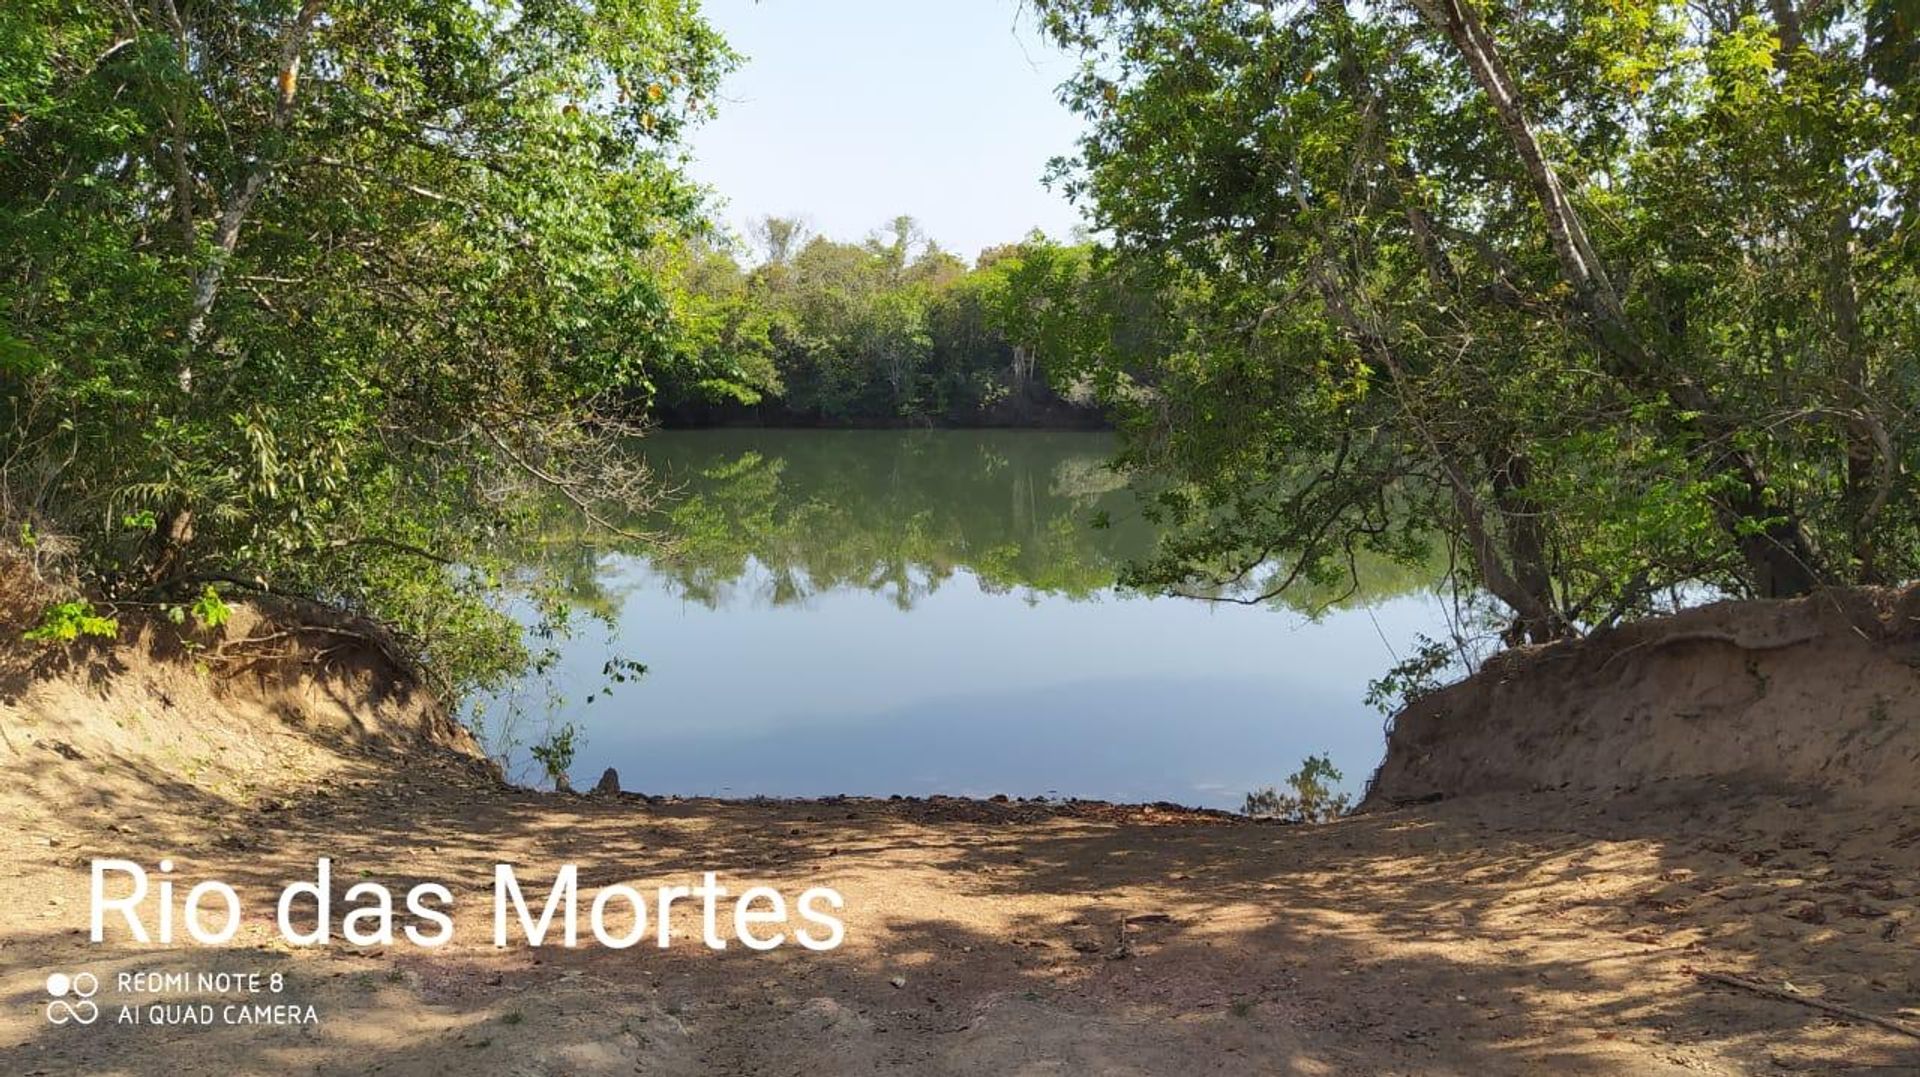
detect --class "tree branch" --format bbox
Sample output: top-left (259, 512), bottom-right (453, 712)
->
top-left (181, 0), bottom-right (327, 372)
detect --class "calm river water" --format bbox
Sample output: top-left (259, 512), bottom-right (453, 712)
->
top-left (488, 429), bottom-right (1453, 810)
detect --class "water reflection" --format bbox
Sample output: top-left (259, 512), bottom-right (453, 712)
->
top-left (504, 429), bottom-right (1451, 809)
top-left (635, 429), bottom-right (1432, 613)
top-left (640, 429), bottom-right (1152, 608)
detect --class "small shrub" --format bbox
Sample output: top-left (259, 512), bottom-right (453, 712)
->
top-left (22, 599), bottom-right (119, 643)
top-left (1363, 634), bottom-right (1454, 715)
top-left (1244, 753), bottom-right (1351, 823)
top-left (528, 723), bottom-right (579, 791)
top-left (189, 584), bottom-right (232, 630)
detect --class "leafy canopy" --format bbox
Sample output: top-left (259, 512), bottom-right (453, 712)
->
top-left (1035, 0), bottom-right (1920, 643)
top-left (1, 0), bottom-right (733, 697)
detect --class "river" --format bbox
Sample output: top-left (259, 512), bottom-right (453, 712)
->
top-left (481, 428), bottom-right (1455, 810)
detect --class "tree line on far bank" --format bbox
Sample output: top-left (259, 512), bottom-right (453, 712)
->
top-left (650, 216), bottom-right (1109, 428)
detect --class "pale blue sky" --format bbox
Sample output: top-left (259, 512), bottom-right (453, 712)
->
top-left (686, 0), bottom-right (1088, 262)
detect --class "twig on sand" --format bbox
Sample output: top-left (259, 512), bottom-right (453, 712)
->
top-left (1688, 968), bottom-right (1920, 1040)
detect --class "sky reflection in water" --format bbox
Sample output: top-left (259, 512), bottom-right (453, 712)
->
top-left (516, 430), bottom-right (1452, 810)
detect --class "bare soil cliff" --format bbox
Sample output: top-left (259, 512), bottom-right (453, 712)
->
top-left (0, 555), bottom-right (488, 831)
top-left (1366, 586), bottom-right (1920, 809)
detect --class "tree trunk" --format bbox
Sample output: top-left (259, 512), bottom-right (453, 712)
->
top-left (1406, 0), bottom-right (1824, 597)
top-left (1489, 449), bottom-right (1562, 642)
top-left (1768, 3), bottom-right (1882, 582)
top-left (154, 0), bottom-right (195, 246)
top-left (179, 1), bottom-right (326, 380)
top-left (142, 507), bottom-right (195, 586)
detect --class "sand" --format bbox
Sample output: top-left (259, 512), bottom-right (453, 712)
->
top-left (1, 599), bottom-right (1916, 1075)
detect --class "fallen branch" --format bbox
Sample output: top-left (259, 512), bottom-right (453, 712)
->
top-left (1689, 968), bottom-right (1920, 1040)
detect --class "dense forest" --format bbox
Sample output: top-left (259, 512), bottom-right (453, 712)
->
top-left (3, 0), bottom-right (1918, 703)
top-left (654, 217), bottom-right (1109, 427)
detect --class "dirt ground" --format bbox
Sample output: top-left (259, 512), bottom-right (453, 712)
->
top-left (1, 610), bottom-right (1918, 1075)
top-left (4, 758), bottom-right (1919, 1074)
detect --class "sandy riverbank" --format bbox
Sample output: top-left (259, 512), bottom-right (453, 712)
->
top-left (1, 596), bottom-right (1916, 1075)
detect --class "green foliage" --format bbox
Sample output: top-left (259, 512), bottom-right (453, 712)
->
top-left (188, 585), bottom-right (231, 631)
top-left (584, 657), bottom-right (648, 705)
top-left (1364, 636), bottom-right (1456, 716)
top-left (1244, 755), bottom-right (1351, 824)
top-left (654, 221), bottom-right (1109, 425)
top-left (1034, 0), bottom-right (1920, 643)
top-left (1, 0), bottom-right (733, 701)
top-left (528, 723), bottom-right (580, 791)
top-left (22, 600), bottom-right (119, 643)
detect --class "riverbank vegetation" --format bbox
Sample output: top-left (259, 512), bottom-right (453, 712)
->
top-left (4, 0), bottom-right (1917, 707)
top-left (1029, 0), bottom-right (1920, 652)
top-left (2, 0), bottom-right (732, 698)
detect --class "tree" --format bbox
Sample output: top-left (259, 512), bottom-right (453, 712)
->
top-left (869, 213), bottom-right (927, 283)
top-left (750, 215), bottom-right (810, 267)
top-left (975, 236), bottom-right (1101, 404)
top-left (1035, 0), bottom-right (1919, 641)
top-left (1, 0), bottom-right (734, 697)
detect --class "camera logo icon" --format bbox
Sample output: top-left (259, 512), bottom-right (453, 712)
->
top-left (45, 971), bottom-right (100, 1026)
